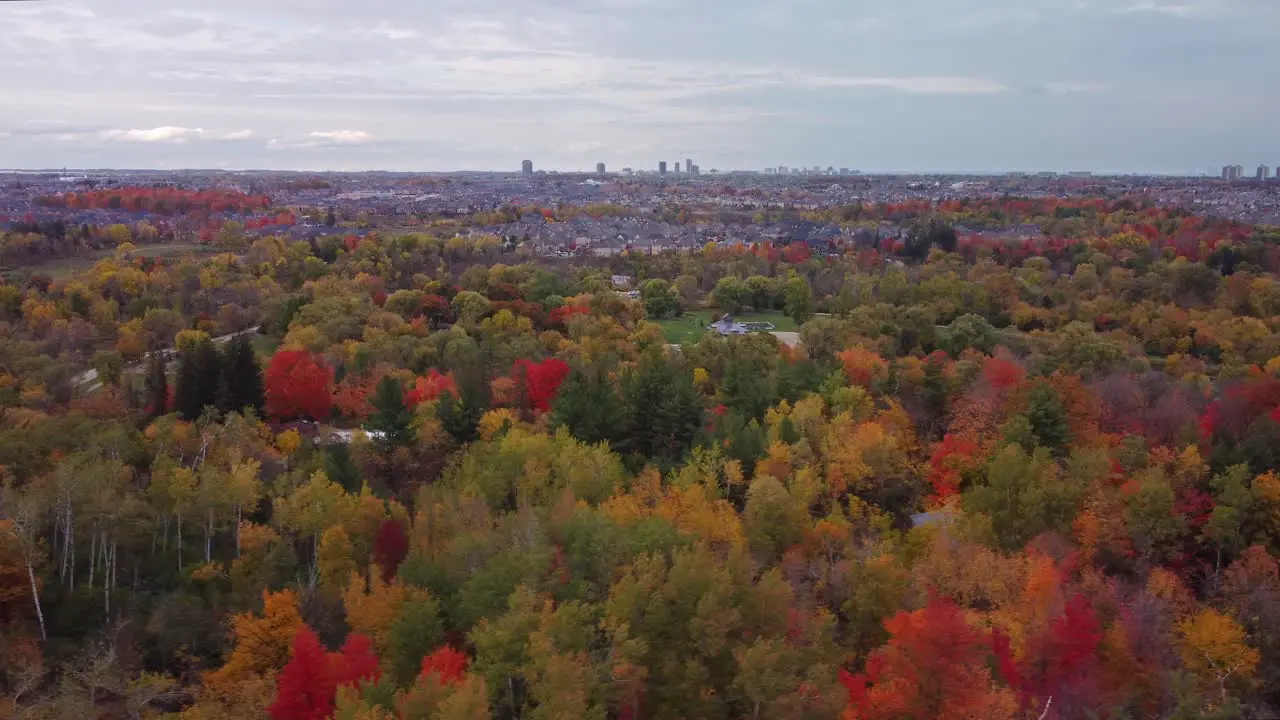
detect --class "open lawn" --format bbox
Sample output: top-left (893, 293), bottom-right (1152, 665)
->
top-left (655, 310), bottom-right (799, 344)
top-left (15, 243), bottom-right (222, 281)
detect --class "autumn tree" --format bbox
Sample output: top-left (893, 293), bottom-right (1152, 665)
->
top-left (265, 349), bottom-right (333, 421)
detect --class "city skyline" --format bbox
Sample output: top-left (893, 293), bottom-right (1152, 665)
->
top-left (0, 0), bottom-right (1277, 174)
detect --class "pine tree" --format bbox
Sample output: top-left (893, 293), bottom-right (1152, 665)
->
top-left (220, 335), bottom-right (264, 414)
top-left (1025, 381), bottom-right (1070, 455)
top-left (174, 339), bottom-right (223, 421)
top-left (551, 367), bottom-right (624, 445)
top-left (145, 353), bottom-right (169, 419)
top-left (366, 376), bottom-right (413, 446)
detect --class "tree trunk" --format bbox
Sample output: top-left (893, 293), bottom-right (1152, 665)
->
top-left (26, 555), bottom-right (46, 640)
top-left (205, 507), bottom-right (213, 564)
top-left (88, 528), bottom-right (97, 588)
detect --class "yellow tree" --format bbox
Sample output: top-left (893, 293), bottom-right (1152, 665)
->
top-left (1177, 608), bottom-right (1259, 705)
top-left (205, 589), bottom-right (303, 687)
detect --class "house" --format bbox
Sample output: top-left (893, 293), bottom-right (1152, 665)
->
top-left (707, 313), bottom-right (750, 335)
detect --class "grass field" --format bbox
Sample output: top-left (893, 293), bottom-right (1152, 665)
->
top-left (22, 243), bottom-right (221, 280)
top-left (655, 310), bottom-right (799, 344)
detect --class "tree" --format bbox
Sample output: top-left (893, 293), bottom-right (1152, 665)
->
top-left (964, 445), bottom-right (1083, 551)
top-left (783, 272), bottom-right (814, 325)
top-left (639, 279), bottom-right (681, 320)
top-left (1024, 381), bottom-right (1070, 455)
top-left (268, 627), bottom-right (336, 720)
top-left (840, 595), bottom-right (1008, 720)
top-left (371, 519), bottom-right (409, 582)
top-left (514, 358), bottom-right (570, 414)
top-left (220, 335), bottom-right (264, 414)
top-left (145, 352), bottom-right (169, 419)
top-left (1177, 608), bottom-right (1259, 705)
top-left (385, 597), bottom-right (445, 684)
top-left (174, 336), bottom-right (223, 421)
top-left (208, 589), bottom-right (304, 686)
top-left (620, 357), bottom-right (703, 461)
top-left (366, 376), bottom-right (413, 446)
top-left (711, 276), bottom-right (749, 314)
top-left (551, 366), bottom-right (625, 445)
top-left (265, 349), bottom-right (333, 421)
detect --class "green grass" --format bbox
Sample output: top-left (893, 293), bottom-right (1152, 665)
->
top-left (18, 243), bottom-right (221, 281)
top-left (654, 310), bottom-right (798, 344)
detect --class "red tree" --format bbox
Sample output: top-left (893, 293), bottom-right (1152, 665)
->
top-left (513, 358), bottom-right (570, 413)
top-left (268, 627), bottom-right (336, 720)
top-left (1015, 595), bottom-right (1102, 717)
top-left (268, 628), bottom-right (381, 720)
top-left (264, 350), bottom-right (333, 421)
top-left (403, 369), bottom-right (457, 408)
top-left (419, 646), bottom-right (468, 687)
top-left (333, 633), bottom-right (381, 689)
top-left (372, 518), bottom-right (409, 582)
top-left (841, 595), bottom-right (999, 720)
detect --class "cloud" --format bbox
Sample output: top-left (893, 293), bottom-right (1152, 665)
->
top-left (307, 130), bottom-right (372, 143)
top-left (101, 126), bottom-right (206, 143)
top-left (796, 75), bottom-right (1010, 94)
top-left (219, 129), bottom-right (257, 141)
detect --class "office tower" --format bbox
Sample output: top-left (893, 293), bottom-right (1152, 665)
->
top-left (1258, 165), bottom-right (1270, 181)
top-left (1222, 166), bottom-right (1232, 180)
top-left (659, 161), bottom-right (667, 175)
top-left (674, 161), bottom-right (681, 173)
top-left (596, 162), bottom-right (606, 174)
top-left (521, 160), bottom-right (533, 175)
top-left (685, 158), bottom-right (693, 174)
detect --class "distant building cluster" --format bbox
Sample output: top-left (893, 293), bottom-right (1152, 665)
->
top-left (764, 166), bottom-right (859, 176)
top-left (1221, 164), bottom-right (1275, 181)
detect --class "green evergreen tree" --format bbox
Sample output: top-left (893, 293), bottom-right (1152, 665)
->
top-left (366, 375), bottom-right (413, 447)
top-left (219, 335), bottom-right (264, 414)
top-left (174, 339), bottom-right (222, 421)
top-left (1025, 381), bottom-right (1070, 455)
top-left (621, 357), bottom-right (703, 462)
top-left (145, 353), bottom-right (168, 419)
top-left (551, 367), bottom-right (625, 444)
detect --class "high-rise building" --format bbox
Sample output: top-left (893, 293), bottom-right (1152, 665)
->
top-left (596, 162), bottom-right (606, 174)
top-left (685, 158), bottom-right (693, 174)
top-left (1222, 165), bottom-right (1232, 180)
top-left (674, 161), bottom-right (681, 173)
top-left (778, 165), bottom-right (788, 174)
top-left (1258, 165), bottom-right (1270, 181)
top-left (839, 168), bottom-right (850, 175)
top-left (521, 160), bottom-right (533, 175)
top-left (659, 161), bottom-right (667, 175)
top-left (1233, 165), bottom-right (1245, 180)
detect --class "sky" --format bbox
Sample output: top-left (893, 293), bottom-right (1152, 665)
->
top-left (0, 0), bottom-right (1276, 174)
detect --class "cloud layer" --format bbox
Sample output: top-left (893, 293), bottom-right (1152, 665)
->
top-left (0, 0), bottom-right (1275, 172)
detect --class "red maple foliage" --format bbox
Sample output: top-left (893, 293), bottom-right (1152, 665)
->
top-left (513, 358), bottom-right (570, 413)
top-left (372, 519), bottom-right (409, 582)
top-left (548, 304), bottom-right (588, 329)
top-left (419, 646), bottom-right (468, 686)
top-left (403, 370), bottom-right (457, 408)
top-left (264, 350), bottom-right (333, 421)
top-left (981, 355), bottom-right (1026, 392)
top-left (925, 434), bottom-right (981, 502)
top-left (268, 627), bottom-right (336, 720)
top-left (1016, 595), bottom-right (1102, 717)
top-left (841, 595), bottom-right (997, 720)
top-left (333, 633), bottom-right (381, 690)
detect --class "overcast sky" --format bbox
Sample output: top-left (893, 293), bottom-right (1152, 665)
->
top-left (0, 0), bottom-right (1275, 174)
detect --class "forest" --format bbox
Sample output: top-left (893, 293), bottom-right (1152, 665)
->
top-left (3, 194), bottom-right (1280, 719)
